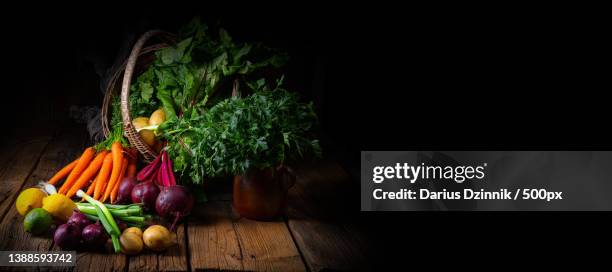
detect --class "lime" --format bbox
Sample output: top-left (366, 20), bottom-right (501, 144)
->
top-left (15, 188), bottom-right (47, 216)
top-left (24, 208), bottom-right (53, 235)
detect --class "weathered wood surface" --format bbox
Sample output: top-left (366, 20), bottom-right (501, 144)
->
top-left (187, 201), bottom-right (243, 271)
top-left (0, 126), bottom-right (368, 271)
top-left (232, 210), bottom-right (306, 271)
top-left (0, 132), bottom-right (53, 224)
top-left (0, 127), bottom-right (83, 251)
top-left (287, 161), bottom-right (369, 272)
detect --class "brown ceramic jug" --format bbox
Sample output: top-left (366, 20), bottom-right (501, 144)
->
top-left (233, 165), bottom-right (295, 220)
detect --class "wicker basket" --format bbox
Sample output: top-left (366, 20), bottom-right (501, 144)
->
top-left (102, 30), bottom-right (176, 163)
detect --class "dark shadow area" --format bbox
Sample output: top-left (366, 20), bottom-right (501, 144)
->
top-left (2, 4), bottom-right (610, 270)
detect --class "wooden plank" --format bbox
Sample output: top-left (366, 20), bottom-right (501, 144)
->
top-left (127, 251), bottom-right (157, 272)
top-left (0, 128), bottom-right (84, 252)
top-left (189, 200), bottom-right (306, 271)
top-left (0, 133), bottom-right (53, 223)
top-left (188, 201), bottom-right (243, 271)
top-left (287, 209), bottom-right (367, 272)
top-left (74, 251), bottom-right (126, 272)
top-left (157, 223), bottom-right (189, 272)
top-left (128, 223), bottom-right (189, 272)
top-left (286, 161), bottom-right (368, 271)
top-left (232, 208), bottom-right (306, 272)
top-left (157, 224), bottom-right (189, 271)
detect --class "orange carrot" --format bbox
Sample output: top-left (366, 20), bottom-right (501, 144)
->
top-left (102, 142), bottom-right (123, 202)
top-left (85, 174), bottom-right (99, 196)
top-left (59, 147), bottom-right (95, 194)
top-left (49, 159), bottom-right (79, 185)
top-left (66, 151), bottom-right (107, 198)
top-left (110, 157), bottom-right (128, 203)
top-left (127, 149), bottom-right (137, 178)
top-left (94, 152), bottom-right (113, 200)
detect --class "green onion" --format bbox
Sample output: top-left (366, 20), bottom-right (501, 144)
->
top-left (77, 190), bottom-right (122, 253)
top-left (84, 214), bottom-right (99, 222)
top-left (78, 203), bottom-right (144, 210)
top-left (77, 205), bottom-right (142, 217)
top-left (117, 216), bottom-right (146, 223)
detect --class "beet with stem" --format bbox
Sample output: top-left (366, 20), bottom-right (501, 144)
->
top-left (155, 185), bottom-right (194, 231)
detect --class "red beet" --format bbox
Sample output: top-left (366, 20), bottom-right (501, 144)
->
top-left (117, 177), bottom-right (137, 204)
top-left (131, 181), bottom-right (160, 211)
top-left (155, 185), bottom-right (194, 231)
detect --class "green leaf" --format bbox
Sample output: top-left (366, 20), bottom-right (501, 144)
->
top-left (157, 87), bottom-right (177, 119)
top-left (155, 69), bottom-right (177, 88)
top-left (140, 82), bottom-right (154, 102)
top-left (160, 47), bottom-right (178, 65)
top-left (219, 28), bottom-right (232, 45)
top-left (211, 52), bottom-right (228, 70)
top-left (233, 44), bottom-right (252, 64)
top-left (176, 37), bottom-right (193, 63)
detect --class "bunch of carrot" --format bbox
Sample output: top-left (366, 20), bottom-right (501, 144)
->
top-left (49, 142), bottom-right (137, 203)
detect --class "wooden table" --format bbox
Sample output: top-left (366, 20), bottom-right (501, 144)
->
top-left (0, 125), bottom-right (368, 271)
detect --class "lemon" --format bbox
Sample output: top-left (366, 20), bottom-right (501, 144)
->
top-left (24, 208), bottom-right (53, 235)
top-left (15, 188), bottom-right (47, 216)
top-left (42, 194), bottom-right (76, 222)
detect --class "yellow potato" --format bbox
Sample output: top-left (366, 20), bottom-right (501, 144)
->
top-left (139, 130), bottom-right (156, 147)
top-left (132, 117), bottom-right (150, 130)
top-left (123, 227), bottom-right (143, 238)
top-left (143, 225), bottom-right (174, 251)
top-left (149, 109), bottom-right (166, 126)
top-left (120, 232), bottom-right (143, 255)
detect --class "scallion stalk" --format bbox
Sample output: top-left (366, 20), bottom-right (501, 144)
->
top-left (77, 190), bottom-right (121, 253)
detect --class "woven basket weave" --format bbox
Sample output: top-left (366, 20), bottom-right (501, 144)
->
top-left (102, 30), bottom-right (176, 163)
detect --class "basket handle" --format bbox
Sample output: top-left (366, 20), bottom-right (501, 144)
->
top-left (102, 43), bottom-right (171, 139)
top-left (121, 30), bottom-right (175, 162)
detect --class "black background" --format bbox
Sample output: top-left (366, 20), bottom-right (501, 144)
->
top-left (3, 3), bottom-right (609, 269)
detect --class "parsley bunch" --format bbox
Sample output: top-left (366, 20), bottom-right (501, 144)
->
top-left (165, 78), bottom-right (321, 184)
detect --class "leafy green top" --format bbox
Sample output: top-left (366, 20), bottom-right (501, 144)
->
top-left (129, 18), bottom-right (288, 122)
top-left (164, 78), bottom-right (321, 183)
top-left (96, 97), bottom-right (129, 151)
